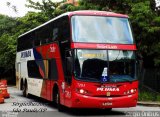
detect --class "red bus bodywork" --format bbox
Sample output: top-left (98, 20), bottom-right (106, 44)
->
top-left (17, 11), bottom-right (138, 109)
top-left (66, 11), bottom-right (138, 108)
top-left (34, 42), bottom-right (138, 108)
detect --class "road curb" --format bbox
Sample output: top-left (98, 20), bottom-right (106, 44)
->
top-left (138, 101), bottom-right (160, 107)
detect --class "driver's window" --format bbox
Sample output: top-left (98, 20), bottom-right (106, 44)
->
top-left (65, 50), bottom-right (73, 84)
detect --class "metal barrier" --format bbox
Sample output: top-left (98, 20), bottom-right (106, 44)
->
top-left (138, 68), bottom-right (160, 93)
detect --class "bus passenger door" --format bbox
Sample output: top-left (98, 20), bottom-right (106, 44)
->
top-left (64, 50), bottom-right (73, 106)
top-left (48, 59), bottom-right (58, 101)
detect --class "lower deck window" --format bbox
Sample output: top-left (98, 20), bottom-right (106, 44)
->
top-left (27, 59), bottom-right (58, 80)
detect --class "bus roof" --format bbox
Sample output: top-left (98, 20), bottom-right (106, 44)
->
top-left (18, 10), bottom-right (128, 38)
top-left (67, 10), bottom-right (128, 18)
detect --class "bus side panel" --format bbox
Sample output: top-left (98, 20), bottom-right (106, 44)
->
top-left (40, 80), bottom-right (55, 101)
top-left (16, 49), bottom-right (34, 90)
top-left (33, 43), bottom-right (65, 102)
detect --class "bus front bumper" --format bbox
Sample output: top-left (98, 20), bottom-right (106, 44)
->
top-left (71, 93), bottom-right (138, 109)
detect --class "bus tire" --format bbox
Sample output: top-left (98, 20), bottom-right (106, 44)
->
top-left (105, 108), bottom-right (112, 111)
top-left (20, 79), bottom-right (23, 90)
top-left (22, 81), bottom-right (29, 97)
top-left (56, 90), bottom-right (64, 112)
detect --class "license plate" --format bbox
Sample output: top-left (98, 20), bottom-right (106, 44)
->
top-left (102, 102), bottom-right (112, 106)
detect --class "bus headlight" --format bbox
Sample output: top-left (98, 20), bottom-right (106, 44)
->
top-left (76, 88), bottom-right (89, 95)
top-left (130, 89), bottom-right (134, 93)
top-left (124, 88), bottom-right (137, 95)
top-left (79, 89), bottom-right (85, 94)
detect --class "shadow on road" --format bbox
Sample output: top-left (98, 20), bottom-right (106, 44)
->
top-left (19, 94), bottom-right (126, 117)
top-left (61, 108), bottom-right (125, 116)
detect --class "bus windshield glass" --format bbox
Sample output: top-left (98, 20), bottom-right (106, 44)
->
top-left (71, 16), bottom-right (134, 44)
top-left (74, 49), bottom-right (136, 83)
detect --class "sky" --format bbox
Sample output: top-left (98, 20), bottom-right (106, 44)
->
top-left (0, 0), bottom-right (62, 17)
top-left (156, 0), bottom-right (160, 7)
top-left (0, 0), bottom-right (160, 17)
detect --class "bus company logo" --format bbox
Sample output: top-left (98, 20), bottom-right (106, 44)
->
top-left (97, 44), bottom-right (118, 49)
top-left (97, 87), bottom-right (119, 92)
top-left (50, 45), bottom-right (56, 52)
top-left (21, 50), bottom-right (31, 58)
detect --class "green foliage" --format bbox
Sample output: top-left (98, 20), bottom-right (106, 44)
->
top-left (157, 95), bottom-right (160, 101)
top-left (79, 0), bottom-right (160, 67)
top-left (17, 12), bottom-right (49, 33)
top-left (0, 15), bottom-right (17, 35)
top-left (138, 91), bottom-right (160, 101)
top-left (130, 1), bottom-right (160, 67)
top-left (153, 42), bottom-right (160, 66)
top-left (0, 0), bottom-right (160, 70)
top-left (0, 12), bottom-right (48, 70)
top-left (26, 0), bottom-right (62, 19)
top-left (0, 15), bottom-right (18, 69)
top-left (6, 1), bottom-right (18, 13)
top-left (138, 91), bottom-right (155, 101)
top-left (0, 34), bottom-right (16, 69)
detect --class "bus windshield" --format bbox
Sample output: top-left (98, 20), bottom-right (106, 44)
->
top-left (74, 49), bottom-right (136, 83)
top-left (71, 16), bottom-right (134, 44)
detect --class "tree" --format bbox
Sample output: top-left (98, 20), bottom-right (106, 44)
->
top-left (26, 0), bottom-right (80, 18)
top-left (0, 15), bottom-right (18, 69)
top-left (79, 0), bottom-right (160, 67)
top-left (129, 1), bottom-right (160, 67)
top-left (0, 34), bottom-right (16, 69)
top-left (16, 11), bottom-right (49, 33)
top-left (0, 12), bottom-right (48, 70)
top-left (26, 0), bottom-right (63, 19)
top-left (1, 0), bottom-right (160, 68)
top-left (6, 1), bottom-right (18, 13)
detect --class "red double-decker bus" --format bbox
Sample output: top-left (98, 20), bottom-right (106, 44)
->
top-left (16, 10), bottom-right (138, 111)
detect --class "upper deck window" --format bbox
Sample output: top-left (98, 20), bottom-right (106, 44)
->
top-left (71, 16), bottom-right (134, 44)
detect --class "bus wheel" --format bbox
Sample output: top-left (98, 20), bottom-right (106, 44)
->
top-left (105, 108), bottom-right (112, 111)
top-left (56, 90), bottom-right (64, 112)
top-left (23, 82), bottom-right (29, 97)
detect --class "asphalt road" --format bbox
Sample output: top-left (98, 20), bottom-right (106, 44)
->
top-left (0, 86), bottom-right (160, 117)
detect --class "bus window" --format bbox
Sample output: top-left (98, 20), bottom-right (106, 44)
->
top-left (35, 24), bottom-right (53, 45)
top-left (53, 16), bottom-right (70, 42)
top-left (34, 39), bottom-right (41, 46)
top-left (17, 33), bottom-right (34, 51)
top-left (71, 16), bottom-right (134, 44)
top-left (65, 50), bottom-right (73, 84)
top-left (27, 60), bottom-right (49, 79)
top-left (27, 60), bottom-right (42, 78)
top-left (49, 59), bottom-right (58, 80)
top-left (52, 28), bottom-right (58, 41)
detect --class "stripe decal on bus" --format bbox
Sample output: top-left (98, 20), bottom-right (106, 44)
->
top-left (71, 43), bottom-right (137, 50)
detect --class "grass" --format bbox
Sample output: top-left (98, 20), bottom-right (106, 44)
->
top-left (138, 91), bottom-right (160, 102)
